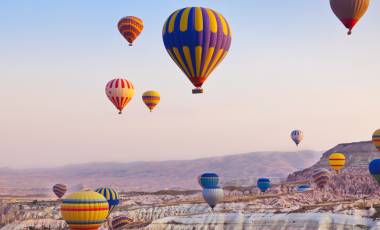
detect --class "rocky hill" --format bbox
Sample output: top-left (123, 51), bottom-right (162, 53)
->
top-left (287, 141), bottom-right (379, 182)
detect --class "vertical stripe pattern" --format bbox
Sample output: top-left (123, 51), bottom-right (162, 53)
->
top-left (105, 78), bottom-right (135, 114)
top-left (330, 0), bottom-right (370, 34)
top-left (142, 90), bottom-right (161, 112)
top-left (61, 191), bottom-right (109, 230)
top-left (162, 7), bottom-right (232, 89)
top-left (95, 187), bottom-right (120, 216)
top-left (118, 16), bottom-right (144, 45)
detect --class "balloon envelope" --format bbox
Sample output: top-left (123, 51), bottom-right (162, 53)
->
top-left (53, 184), bottom-right (67, 198)
top-left (202, 187), bottom-right (224, 210)
top-left (330, 0), bottom-right (370, 35)
top-left (118, 16), bottom-right (143, 46)
top-left (291, 130), bottom-right (304, 146)
top-left (142, 90), bottom-right (160, 112)
top-left (369, 159), bottom-right (380, 185)
top-left (162, 7), bottom-right (232, 93)
top-left (61, 191), bottom-right (109, 230)
top-left (372, 129), bottom-right (380, 152)
top-left (312, 168), bottom-right (330, 189)
top-left (105, 78), bottom-right (135, 114)
top-left (95, 187), bottom-right (120, 216)
top-left (111, 215), bottom-right (133, 230)
top-left (328, 152), bottom-right (346, 172)
top-left (257, 178), bottom-right (271, 192)
top-left (198, 172), bottom-right (219, 189)
top-left (297, 184), bottom-right (312, 192)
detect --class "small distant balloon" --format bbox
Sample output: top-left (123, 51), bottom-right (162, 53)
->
top-left (330, 0), bottom-right (370, 35)
top-left (95, 187), bottom-right (120, 217)
top-left (369, 159), bottom-right (380, 185)
top-left (111, 215), bottom-right (133, 230)
top-left (312, 168), bottom-right (330, 189)
top-left (61, 191), bottom-right (108, 230)
top-left (142, 90), bottom-right (160, 112)
top-left (291, 130), bottom-right (304, 146)
top-left (328, 152), bottom-right (346, 173)
top-left (52, 184), bottom-right (67, 198)
top-left (105, 78), bottom-right (135, 114)
top-left (202, 187), bottom-right (224, 210)
top-left (118, 16), bottom-right (144, 46)
top-left (257, 178), bottom-right (271, 193)
top-left (372, 129), bottom-right (380, 152)
top-left (297, 184), bottom-right (312, 192)
top-left (198, 172), bottom-right (219, 189)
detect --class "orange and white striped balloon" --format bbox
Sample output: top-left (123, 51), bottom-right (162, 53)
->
top-left (105, 78), bottom-right (135, 114)
top-left (118, 16), bottom-right (144, 46)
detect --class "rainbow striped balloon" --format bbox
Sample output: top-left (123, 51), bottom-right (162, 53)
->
top-left (142, 91), bottom-right (160, 112)
top-left (328, 152), bottom-right (346, 173)
top-left (118, 16), bottom-right (144, 46)
top-left (95, 187), bottom-right (119, 216)
top-left (61, 191), bottom-right (109, 230)
top-left (372, 129), bottom-right (380, 152)
top-left (162, 7), bottom-right (232, 94)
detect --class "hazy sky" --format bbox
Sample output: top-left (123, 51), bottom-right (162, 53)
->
top-left (1, 1), bottom-right (379, 168)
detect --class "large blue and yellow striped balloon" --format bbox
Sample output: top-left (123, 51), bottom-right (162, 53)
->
top-left (162, 7), bottom-right (232, 94)
top-left (95, 187), bottom-right (120, 216)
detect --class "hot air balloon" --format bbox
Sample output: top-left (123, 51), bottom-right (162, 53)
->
top-left (328, 152), bottom-right (346, 173)
top-left (111, 215), bottom-right (133, 230)
top-left (162, 7), bottom-right (232, 94)
top-left (53, 183), bottom-right (67, 199)
top-left (372, 129), bottom-right (380, 151)
top-left (297, 184), bottom-right (312, 192)
top-left (312, 168), bottom-right (331, 189)
top-left (202, 187), bottom-right (224, 210)
top-left (105, 78), bottom-right (135, 114)
top-left (257, 178), bottom-right (271, 193)
top-left (61, 190), bottom-right (109, 230)
top-left (369, 159), bottom-right (380, 185)
top-left (95, 187), bottom-right (120, 216)
top-left (198, 172), bottom-right (219, 189)
top-left (330, 0), bottom-right (370, 35)
top-left (291, 130), bottom-right (304, 146)
top-left (118, 16), bottom-right (144, 46)
top-left (142, 90), bottom-right (160, 112)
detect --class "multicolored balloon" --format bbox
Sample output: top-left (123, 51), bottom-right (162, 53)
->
top-left (312, 168), bottom-right (330, 189)
top-left (118, 16), bottom-right (144, 46)
top-left (372, 129), bottom-right (380, 152)
top-left (202, 187), bottom-right (224, 210)
top-left (369, 159), bottom-right (380, 185)
top-left (105, 78), bottom-right (135, 114)
top-left (52, 183), bottom-right (67, 199)
top-left (198, 172), bottom-right (219, 189)
top-left (257, 178), bottom-right (271, 192)
top-left (95, 187), bottom-right (120, 216)
top-left (162, 7), bottom-right (232, 94)
top-left (111, 215), bottom-right (133, 230)
top-left (328, 152), bottom-right (346, 173)
top-left (61, 191), bottom-right (109, 230)
top-left (330, 0), bottom-right (370, 35)
top-left (142, 90), bottom-right (160, 112)
top-left (291, 130), bottom-right (304, 146)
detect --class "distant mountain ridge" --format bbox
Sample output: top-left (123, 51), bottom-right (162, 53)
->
top-left (0, 150), bottom-right (320, 194)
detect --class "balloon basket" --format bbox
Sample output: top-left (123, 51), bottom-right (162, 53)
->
top-left (192, 88), bottom-right (204, 94)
